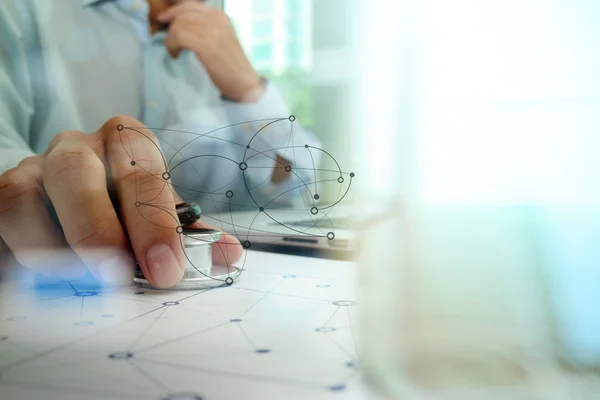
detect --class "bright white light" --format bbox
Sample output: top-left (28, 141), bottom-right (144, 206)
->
top-left (416, 0), bottom-right (600, 205)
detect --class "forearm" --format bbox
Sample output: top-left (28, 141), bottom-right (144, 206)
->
top-left (221, 81), bottom-right (321, 206)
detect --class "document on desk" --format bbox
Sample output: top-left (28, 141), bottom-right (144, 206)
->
top-left (0, 251), bottom-right (369, 400)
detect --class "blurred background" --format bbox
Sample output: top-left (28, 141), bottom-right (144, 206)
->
top-left (223, 0), bottom-right (600, 396)
top-left (224, 0), bottom-right (358, 205)
top-left (225, 0), bottom-right (600, 204)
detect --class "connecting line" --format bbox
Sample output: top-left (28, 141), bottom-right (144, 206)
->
top-left (67, 281), bottom-right (78, 295)
top-left (42, 296), bottom-right (80, 314)
top-left (128, 306), bottom-right (169, 352)
top-left (0, 380), bottom-right (148, 399)
top-left (202, 213), bottom-right (323, 238)
top-left (0, 302), bottom-right (171, 375)
top-left (128, 359), bottom-right (172, 393)
top-left (323, 306), bottom-right (341, 328)
top-left (0, 347), bottom-right (151, 396)
top-left (229, 286), bottom-right (333, 304)
top-left (236, 323), bottom-right (258, 351)
top-left (133, 356), bottom-right (326, 391)
top-left (347, 307), bottom-right (360, 360)
top-left (79, 296), bottom-right (84, 320)
top-left (306, 146), bottom-right (318, 195)
top-left (133, 321), bottom-right (231, 355)
top-left (132, 305), bottom-right (167, 320)
top-left (176, 287), bottom-right (212, 302)
top-left (123, 127), bottom-right (168, 172)
top-left (340, 369), bottom-right (361, 384)
top-left (323, 332), bottom-right (355, 359)
top-left (96, 294), bottom-right (161, 305)
top-left (0, 294), bottom-right (77, 310)
top-left (237, 279), bottom-right (284, 318)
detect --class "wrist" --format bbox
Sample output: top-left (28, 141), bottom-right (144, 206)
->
top-left (222, 76), bottom-right (266, 103)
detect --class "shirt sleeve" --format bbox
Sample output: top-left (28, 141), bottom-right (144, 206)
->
top-left (220, 81), bottom-right (321, 209)
top-left (0, 0), bottom-right (36, 174)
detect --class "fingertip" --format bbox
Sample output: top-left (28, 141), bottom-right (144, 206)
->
top-left (212, 233), bottom-right (243, 266)
top-left (145, 243), bottom-right (185, 289)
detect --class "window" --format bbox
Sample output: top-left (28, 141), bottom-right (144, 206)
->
top-left (252, 19), bottom-right (273, 38)
top-left (252, 0), bottom-right (273, 14)
top-left (226, 0), bottom-right (313, 127)
top-left (225, 1), bottom-right (356, 204)
top-left (252, 43), bottom-right (273, 62)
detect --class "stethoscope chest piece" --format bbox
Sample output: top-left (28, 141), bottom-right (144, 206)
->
top-left (133, 228), bottom-right (241, 289)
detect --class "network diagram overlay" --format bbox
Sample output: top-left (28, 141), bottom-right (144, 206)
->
top-left (0, 117), bottom-right (363, 399)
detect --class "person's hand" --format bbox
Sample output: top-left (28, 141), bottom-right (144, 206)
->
top-left (0, 115), bottom-right (242, 287)
top-left (157, 1), bottom-right (264, 102)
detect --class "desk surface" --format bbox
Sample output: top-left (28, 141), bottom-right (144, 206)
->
top-left (0, 251), bottom-right (371, 400)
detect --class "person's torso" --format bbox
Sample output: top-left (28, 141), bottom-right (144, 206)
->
top-left (25, 0), bottom-right (221, 153)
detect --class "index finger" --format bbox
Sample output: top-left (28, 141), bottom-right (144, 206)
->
top-left (100, 116), bottom-right (186, 289)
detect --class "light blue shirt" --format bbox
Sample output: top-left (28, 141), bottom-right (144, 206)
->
top-left (0, 0), bottom-right (319, 213)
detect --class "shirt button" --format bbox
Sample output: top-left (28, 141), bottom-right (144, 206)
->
top-left (150, 101), bottom-right (158, 109)
top-left (132, 1), bottom-right (141, 10)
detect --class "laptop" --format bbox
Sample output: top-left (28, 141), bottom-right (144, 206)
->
top-left (204, 205), bottom-right (358, 254)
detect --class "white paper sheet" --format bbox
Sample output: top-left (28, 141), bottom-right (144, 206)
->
top-left (0, 251), bottom-right (370, 400)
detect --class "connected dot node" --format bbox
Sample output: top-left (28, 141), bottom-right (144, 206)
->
top-left (255, 349), bottom-right (271, 354)
top-left (101, 314), bottom-right (114, 318)
top-left (109, 117), bottom-right (355, 293)
top-left (7, 316), bottom-right (27, 322)
top-left (230, 318), bottom-right (242, 323)
top-left (0, 336), bottom-right (8, 341)
top-left (316, 284), bottom-right (330, 288)
top-left (332, 300), bottom-right (356, 307)
top-left (315, 327), bottom-right (336, 333)
top-left (109, 351), bottom-right (134, 360)
top-left (74, 321), bottom-right (93, 326)
top-left (329, 384), bottom-right (346, 392)
top-left (78, 290), bottom-right (98, 298)
top-left (283, 274), bottom-right (296, 279)
top-left (74, 291), bottom-right (98, 297)
top-left (162, 301), bottom-right (180, 306)
top-left (162, 393), bottom-right (204, 400)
